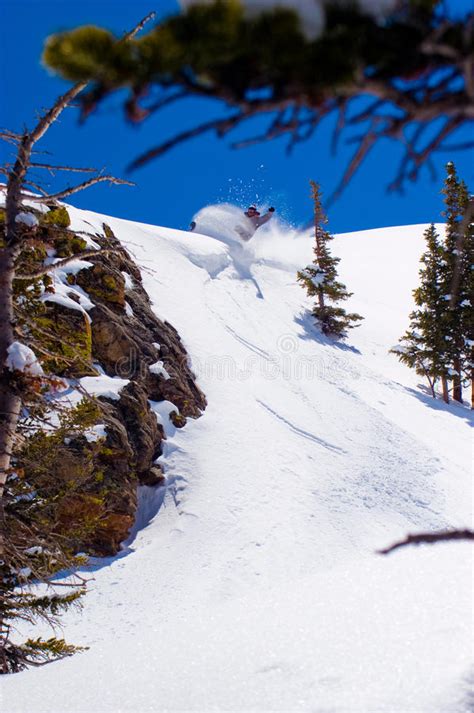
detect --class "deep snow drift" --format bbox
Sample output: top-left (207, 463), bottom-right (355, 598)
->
top-left (3, 204), bottom-right (472, 712)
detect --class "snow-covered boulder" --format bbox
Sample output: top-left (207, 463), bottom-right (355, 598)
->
top-left (15, 211), bottom-right (39, 228)
top-left (6, 342), bottom-right (43, 376)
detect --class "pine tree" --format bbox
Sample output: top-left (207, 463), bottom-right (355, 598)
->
top-left (297, 181), bottom-right (363, 339)
top-left (394, 224), bottom-right (450, 401)
top-left (441, 161), bottom-right (472, 404)
top-left (462, 217), bottom-right (474, 409)
top-left (393, 163), bottom-right (473, 407)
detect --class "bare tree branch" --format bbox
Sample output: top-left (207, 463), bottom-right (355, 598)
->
top-left (331, 99), bottom-right (349, 156)
top-left (386, 123), bottom-right (429, 195)
top-left (26, 175), bottom-right (134, 203)
top-left (4, 80), bottom-right (91, 251)
top-left (389, 116), bottom-right (463, 192)
top-left (144, 89), bottom-right (188, 117)
top-left (127, 112), bottom-right (247, 171)
top-left (233, 115), bottom-right (297, 150)
top-left (29, 163), bottom-right (99, 174)
top-left (22, 180), bottom-right (49, 196)
top-left (436, 140), bottom-right (474, 151)
top-left (378, 528), bottom-right (474, 555)
top-left (328, 127), bottom-right (379, 205)
top-left (0, 131), bottom-right (21, 145)
top-left (125, 66), bottom-right (474, 193)
top-left (120, 11), bottom-right (156, 43)
top-left (29, 84), bottom-right (90, 155)
top-left (347, 98), bottom-right (386, 126)
top-left (4, 10), bottom-right (156, 244)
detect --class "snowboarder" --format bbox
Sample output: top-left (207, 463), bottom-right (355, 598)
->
top-left (189, 220), bottom-right (196, 231)
top-left (236, 205), bottom-right (275, 241)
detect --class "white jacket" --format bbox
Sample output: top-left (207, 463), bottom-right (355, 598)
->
top-left (245, 210), bottom-right (274, 229)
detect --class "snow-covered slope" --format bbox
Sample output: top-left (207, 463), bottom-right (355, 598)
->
top-left (3, 206), bottom-right (472, 712)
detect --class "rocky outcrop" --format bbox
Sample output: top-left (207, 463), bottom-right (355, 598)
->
top-left (74, 227), bottom-right (205, 415)
top-left (37, 221), bottom-right (205, 556)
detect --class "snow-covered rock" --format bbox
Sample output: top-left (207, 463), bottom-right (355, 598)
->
top-left (15, 211), bottom-right (39, 228)
top-left (149, 360), bottom-right (171, 380)
top-left (6, 341), bottom-right (43, 376)
top-left (79, 375), bottom-right (130, 401)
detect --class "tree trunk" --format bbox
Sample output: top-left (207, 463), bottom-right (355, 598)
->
top-left (426, 372), bottom-right (436, 399)
top-left (441, 376), bottom-right (449, 403)
top-left (314, 228), bottom-right (326, 313)
top-left (0, 246), bottom-right (21, 499)
top-left (317, 289), bottom-right (325, 311)
top-left (452, 355), bottom-right (463, 403)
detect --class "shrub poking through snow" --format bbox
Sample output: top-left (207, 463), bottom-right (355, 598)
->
top-left (297, 180), bottom-right (363, 339)
top-left (0, 399), bottom-right (105, 672)
top-left (40, 206), bottom-right (71, 229)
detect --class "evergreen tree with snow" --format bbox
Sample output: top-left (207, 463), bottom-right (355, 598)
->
top-left (461, 217), bottom-right (474, 409)
top-left (394, 163), bottom-right (473, 406)
top-left (394, 224), bottom-right (451, 401)
top-left (297, 181), bottom-right (363, 339)
top-left (440, 161), bottom-right (472, 404)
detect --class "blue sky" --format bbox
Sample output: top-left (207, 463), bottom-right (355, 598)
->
top-left (1, 0), bottom-right (473, 233)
